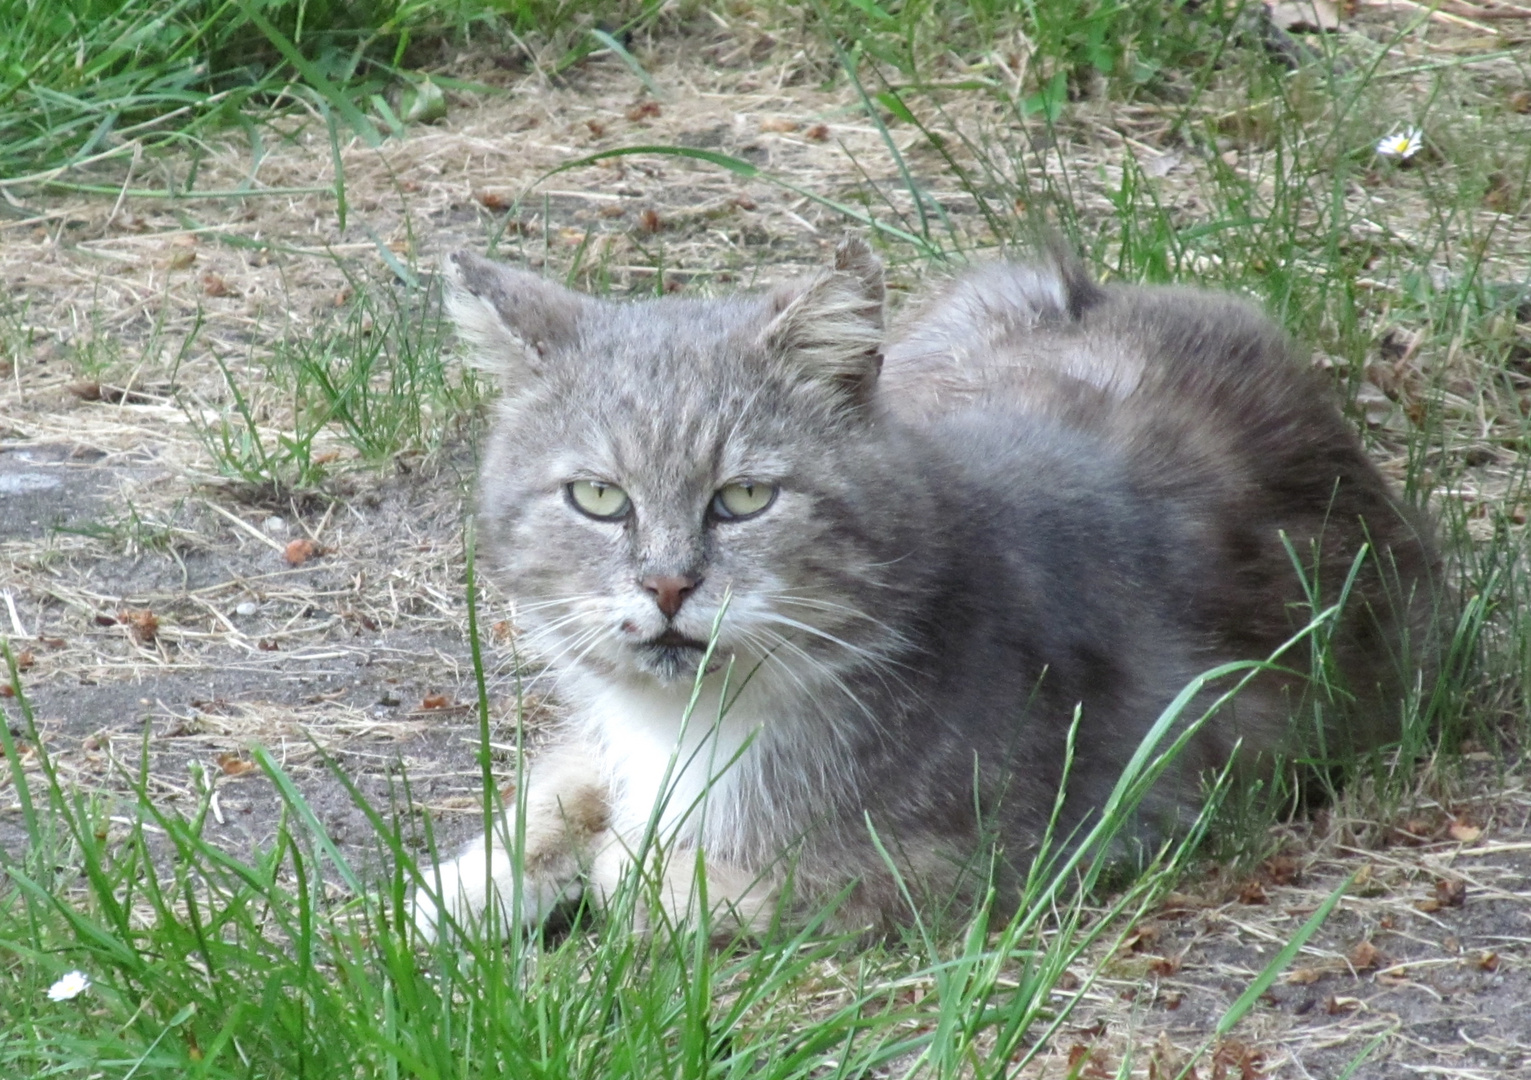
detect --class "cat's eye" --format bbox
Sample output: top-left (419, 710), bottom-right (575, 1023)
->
top-left (567, 480), bottom-right (631, 520)
top-left (711, 481), bottom-right (777, 521)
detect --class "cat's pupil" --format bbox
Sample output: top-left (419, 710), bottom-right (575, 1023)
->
top-left (714, 481), bottom-right (776, 520)
top-left (568, 479), bottom-right (631, 520)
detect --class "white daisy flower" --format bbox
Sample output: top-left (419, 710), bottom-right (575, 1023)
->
top-left (1376, 128), bottom-right (1423, 160)
top-left (47, 970), bottom-right (91, 1001)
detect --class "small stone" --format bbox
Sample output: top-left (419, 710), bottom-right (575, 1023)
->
top-left (235, 602), bottom-right (258, 617)
top-left (262, 516), bottom-right (287, 536)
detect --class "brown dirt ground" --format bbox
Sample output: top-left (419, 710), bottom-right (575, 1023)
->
top-left (3, 8), bottom-right (1531, 1078)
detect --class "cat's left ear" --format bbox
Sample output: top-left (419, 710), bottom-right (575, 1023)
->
top-left (759, 236), bottom-right (885, 406)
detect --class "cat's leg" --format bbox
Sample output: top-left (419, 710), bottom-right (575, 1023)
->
top-left (587, 840), bottom-right (777, 940)
top-left (412, 741), bottom-right (609, 942)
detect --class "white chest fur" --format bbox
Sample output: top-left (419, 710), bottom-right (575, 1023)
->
top-left (566, 671), bottom-right (784, 855)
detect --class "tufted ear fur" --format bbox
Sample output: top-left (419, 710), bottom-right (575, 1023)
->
top-left (758, 236), bottom-right (885, 406)
top-left (441, 250), bottom-right (587, 388)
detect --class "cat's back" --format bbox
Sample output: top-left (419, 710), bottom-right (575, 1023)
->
top-left (883, 252), bottom-right (1442, 753)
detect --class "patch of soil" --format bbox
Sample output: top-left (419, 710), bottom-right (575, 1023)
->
top-left (3, 13), bottom-right (1530, 1077)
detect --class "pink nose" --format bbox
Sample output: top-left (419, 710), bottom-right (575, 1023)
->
top-left (641, 574), bottom-right (700, 619)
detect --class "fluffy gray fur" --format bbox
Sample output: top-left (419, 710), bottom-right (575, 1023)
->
top-left (414, 239), bottom-right (1441, 939)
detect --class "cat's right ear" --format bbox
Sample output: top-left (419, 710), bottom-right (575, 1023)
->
top-left (441, 251), bottom-right (586, 387)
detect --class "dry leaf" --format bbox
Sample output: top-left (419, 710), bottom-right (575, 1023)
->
top-left (15, 650), bottom-right (35, 670)
top-left (598, 204), bottom-right (625, 218)
top-left (167, 247), bottom-right (197, 270)
top-left (421, 693), bottom-right (452, 710)
top-left (119, 609), bottom-right (159, 643)
top-left (474, 189), bottom-right (511, 210)
top-left (1349, 940), bottom-right (1382, 971)
top-left (585, 119), bottom-right (607, 137)
top-left (626, 101), bottom-right (661, 121)
top-left (1263, 854), bottom-right (1301, 886)
top-left (1148, 954), bottom-right (1181, 977)
top-left (216, 752), bottom-right (257, 776)
top-left (1268, 0), bottom-right (1341, 32)
top-left (1286, 967), bottom-right (1323, 985)
top-left (804, 123), bottom-right (830, 141)
top-left (284, 539), bottom-right (322, 566)
top-left (638, 208), bottom-right (664, 233)
top-left (1237, 879), bottom-right (1268, 905)
top-left (1213, 1037), bottom-right (1266, 1079)
top-left (67, 380), bottom-right (103, 401)
top-left (257, 639), bottom-right (280, 651)
top-left (760, 116), bottom-right (798, 133)
top-left (1447, 819), bottom-right (1482, 843)
top-left (202, 272), bottom-right (234, 297)
top-left (1325, 995), bottom-right (1361, 1015)
top-left (491, 620), bottom-right (515, 643)
top-left (1434, 878), bottom-right (1467, 907)
top-left (1476, 950), bottom-right (1500, 972)
top-left (0, 686), bottom-right (13, 698)
top-left (1148, 1031), bottom-right (1193, 1080)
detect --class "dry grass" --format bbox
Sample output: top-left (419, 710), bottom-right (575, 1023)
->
top-left (4, 4), bottom-right (1531, 1076)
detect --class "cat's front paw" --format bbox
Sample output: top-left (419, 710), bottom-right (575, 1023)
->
top-left (411, 831), bottom-right (580, 943)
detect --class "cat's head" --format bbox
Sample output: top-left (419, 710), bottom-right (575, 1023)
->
top-left (444, 240), bottom-right (910, 690)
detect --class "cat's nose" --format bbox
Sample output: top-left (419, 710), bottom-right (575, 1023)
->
top-left (640, 573), bottom-right (701, 619)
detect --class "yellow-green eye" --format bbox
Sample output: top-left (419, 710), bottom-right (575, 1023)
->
top-left (712, 481), bottom-right (777, 521)
top-left (567, 480), bottom-right (631, 520)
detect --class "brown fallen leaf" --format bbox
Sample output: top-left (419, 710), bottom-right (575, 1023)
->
top-left (1325, 995), bottom-right (1361, 1015)
top-left (15, 650), bottom-right (35, 670)
top-left (119, 609), bottom-right (159, 643)
top-left (1285, 967), bottom-right (1323, 985)
top-left (585, 119), bottom-right (606, 137)
top-left (1349, 940), bottom-right (1382, 971)
top-left (760, 116), bottom-right (798, 133)
top-left (804, 123), bottom-right (830, 141)
top-left (625, 101), bottom-right (661, 121)
top-left (166, 247), bottom-right (196, 270)
top-left (1263, 854), bottom-right (1301, 886)
top-left (638, 208), bottom-right (664, 233)
top-left (1476, 950), bottom-right (1500, 972)
top-left (1434, 878), bottom-right (1467, 908)
top-left (1148, 954), bottom-right (1181, 977)
top-left (421, 693), bottom-right (452, 710)
top-left (1213, 1037), bottom-right (1267, 1079)
top-left (68, 380), bottom-right (103, 401)
top-left (202, 272), bottom-right (235, 297)
top-left (284, 538), bottom-right (322, 566)
top-left (216, 752), bottom-right (257, 777)
top-left (1447, 818), bottom-right (1482, 843)
top-left (474, 189), bottom-right (511, 210)
top-left (0, 686), bottom-right (13, 698)
top-left (1237, 879), bottom-right (1268, 905)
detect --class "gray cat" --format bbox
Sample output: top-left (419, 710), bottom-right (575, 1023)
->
top-left (413, 238), bottom-right (1440, 940)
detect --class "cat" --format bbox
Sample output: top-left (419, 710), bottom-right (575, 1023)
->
top-left (412, 237), bottom-right (1441, 940)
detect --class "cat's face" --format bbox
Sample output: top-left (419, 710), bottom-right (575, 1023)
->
top-left (446, 243), bottom-right (902, 689)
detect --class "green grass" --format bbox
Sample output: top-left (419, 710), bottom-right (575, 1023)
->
top-left (3, 0), bottom-right (1529, 1076)
top-left (1, 611), bottom-right (1346, 1079)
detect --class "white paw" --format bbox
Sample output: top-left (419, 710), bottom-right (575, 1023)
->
top-left (411, 832), bottom-right (581, 943)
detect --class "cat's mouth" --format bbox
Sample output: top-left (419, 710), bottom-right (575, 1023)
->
top-left (635, 628), bottom-right (723, 680)
top-left (644, 628), bottom-right (710, 653)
